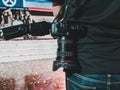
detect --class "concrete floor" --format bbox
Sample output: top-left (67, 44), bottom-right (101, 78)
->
top-left (0, 38), bottom-right (65, 90)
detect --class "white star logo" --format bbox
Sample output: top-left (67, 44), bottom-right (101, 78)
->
top-left (2, 0), bottom-right (17, 7)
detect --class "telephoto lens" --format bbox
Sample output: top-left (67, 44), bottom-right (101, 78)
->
top-left (2, 24), bottom-right (29, 40)
top-left (53, 35), bottom-right (81, 72)
top-left (1, 21), bottom-right (51, 40)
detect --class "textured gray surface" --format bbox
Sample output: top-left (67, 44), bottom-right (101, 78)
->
top-left (0, 39), bottom-right (57, 62)
top-left (0, 39), bottom-right (65, 90)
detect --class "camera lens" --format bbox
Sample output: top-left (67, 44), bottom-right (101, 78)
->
top-left (57, 36), bottom-right (74, 61)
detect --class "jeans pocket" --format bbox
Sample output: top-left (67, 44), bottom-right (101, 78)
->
top-left (67, 78), bottom-right (97, 90)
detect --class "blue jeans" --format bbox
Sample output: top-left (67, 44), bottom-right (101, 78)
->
top-left (66, 73), bottom-right (120, 90)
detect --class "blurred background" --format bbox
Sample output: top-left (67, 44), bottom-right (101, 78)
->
top-left (0, 0), bottom-right (66, 90)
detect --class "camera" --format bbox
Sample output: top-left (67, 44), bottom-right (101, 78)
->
top-left (0, 20), bottom-right (84, 72)
top-left (51, 20), bottom-right (84, 72)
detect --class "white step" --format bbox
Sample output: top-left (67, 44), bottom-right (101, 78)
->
top-left (0, 39), bottom-right (57, 62)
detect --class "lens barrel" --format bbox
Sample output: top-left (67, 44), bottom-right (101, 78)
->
top-left (53, 36), bottom-right (81, 72)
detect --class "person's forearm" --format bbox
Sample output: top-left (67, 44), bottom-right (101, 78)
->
top-left (53, 5), bottom-right (62, 17)
top-left (52, 0), bottom-right (64, 17)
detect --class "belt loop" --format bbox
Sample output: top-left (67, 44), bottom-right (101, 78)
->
top-left (107, 74), bottom-right (111, 90)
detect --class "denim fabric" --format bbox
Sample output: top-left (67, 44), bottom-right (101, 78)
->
top-left (66, 73), bottom-right (120, 90)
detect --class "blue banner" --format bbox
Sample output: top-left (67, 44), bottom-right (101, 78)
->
top-left (0, 0), bottom-right (23, 7)
top-left (24, 0), bottom-right (52, 9)
top-left (0, 0), bottom-right (52, 12)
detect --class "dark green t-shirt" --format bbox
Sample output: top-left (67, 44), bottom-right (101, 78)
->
top-left (65, 0), bottom-right (120, 73)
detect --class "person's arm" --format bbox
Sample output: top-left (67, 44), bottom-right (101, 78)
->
top-left (1, 14), bottom-right (4, 25)
top-left (52, 0), bottom-right (64, 17)
top-left (53, 5), bottom-right (62, 17)
top-left (9, 11), bottom-right (14, 21)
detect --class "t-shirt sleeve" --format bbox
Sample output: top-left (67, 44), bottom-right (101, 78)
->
top-left (51, 0), bottom-right (64, 6)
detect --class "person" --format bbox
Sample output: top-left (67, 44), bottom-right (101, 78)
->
top-left (12, 10), bottom-right (23, 26)
top-left (19, 10), bottom-right (25, 23)
top-left (24, 10), bottom-right (35, 24)
top-left (52, 0), bottom-right (120, 90)
top-left (24, 10), bottom-right (36, 40)
top-left (13, 10), bottom-right (20, 21)
top-left (1, 7), bottom-right (14, 27)
top-left (23, 10), bottom-right (32, 40)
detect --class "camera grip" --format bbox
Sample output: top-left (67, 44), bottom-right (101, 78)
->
top-left (30, 21), bottom-right (51, 36)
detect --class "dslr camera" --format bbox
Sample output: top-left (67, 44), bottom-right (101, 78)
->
top-left (0, 19), bottom-right (85, 72)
